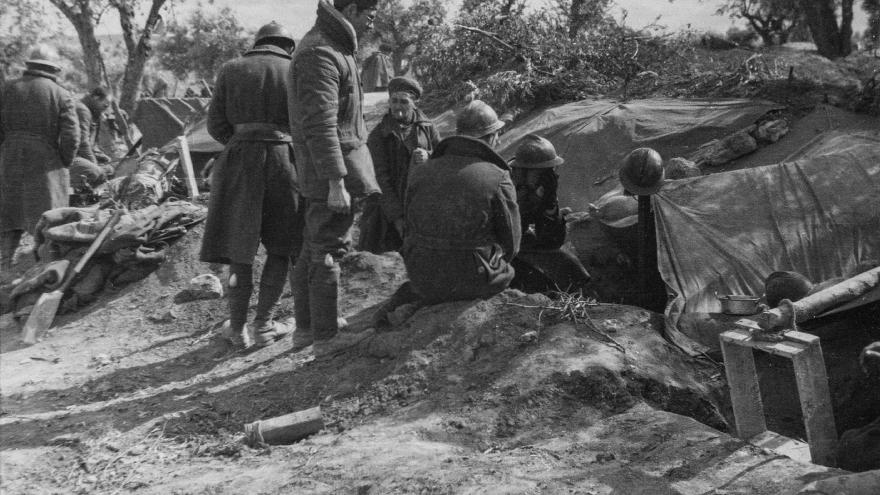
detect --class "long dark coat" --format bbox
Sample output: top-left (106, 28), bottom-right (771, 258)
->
top-left (287, 0), bottom-right (379, 201)
top-left (358, 110), bottom-right (440, 253)
top-left (200, 45), bottom-right (302, 265)
top-left (403, 136), bottom-right (521, 303)
top-left (0, 68), bottom-right (79, 233)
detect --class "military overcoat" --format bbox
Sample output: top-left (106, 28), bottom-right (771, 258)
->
top-left (0, 68), bottom-right (79, 233)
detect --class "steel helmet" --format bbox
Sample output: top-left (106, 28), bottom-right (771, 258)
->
top-left (255, 21), bottom-right (295, 47)
top-left (589, 193), bottom-right (638, 229)
top-left (456, 100), bottom-right (505, 138)
top-left (764, 271), bottom-right (813, 308)
top-left (26, 44), bottom-right (61, 71)
top-left (510, 134), bottom-right (564, 169)
top-left (618, 147), bottom-right (665, 195)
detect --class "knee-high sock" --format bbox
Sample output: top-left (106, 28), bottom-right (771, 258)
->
top-left (255, 254), bottom-right (289, 322)
top-left (228, 263), bottom-right (253, 330)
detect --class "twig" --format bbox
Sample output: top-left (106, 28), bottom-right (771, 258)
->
top-left (110, 422), bottom-right (166, 495)
top-left (453, 24), bottom-right (517, 52)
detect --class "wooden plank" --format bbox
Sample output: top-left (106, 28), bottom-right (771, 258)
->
top-left (792, 341), bottom-right (837, 467)
top-left (720, 334), bottom-right (767, 439)
top-left (177, 136), bottom-right (199, 199)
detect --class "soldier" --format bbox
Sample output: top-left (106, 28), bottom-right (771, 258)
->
top-left (402, 100), bottom-right (521, 303)
top-left (200, 22), bottom-right (302, 347)
top-left (508, 134), bottom-right (590, 292)
top-left (0, 44), bottom-right (79, 270)
top-left (70, 87), bottom-right (114, 202)
top-left (287, 0), bottom-right (381, 357)
top-left (359, 76), bottom-right (440, 253)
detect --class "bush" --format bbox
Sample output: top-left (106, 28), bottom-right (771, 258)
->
top-left (414, 5), bottom-right (695, 113)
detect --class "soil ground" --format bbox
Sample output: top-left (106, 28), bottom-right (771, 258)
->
top-left (0, 225), bottom-right (851, 494)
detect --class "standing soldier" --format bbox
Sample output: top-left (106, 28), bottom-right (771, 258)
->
top-left (403, 100), bottom-right (521, 303)
top-left (359, 76), bottom-right (440, 253)
top-left (0, 45), bottom-right (79, 270)
top-left (287, 0), bottom-right (381, 357)
top-left (200, 22), bottom-right (302, 348)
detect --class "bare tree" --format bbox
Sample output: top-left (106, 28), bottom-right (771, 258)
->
top-left (108, 0), bottom-right (167, 113)
top-left (716, 0), bottom-right (802, 46)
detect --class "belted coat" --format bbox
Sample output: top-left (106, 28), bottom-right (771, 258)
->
top-left (200, 44), bottom-right (302, 265)
top-left (403, 136), bottom-right (521, 303)
top-left (0, 68), bottom-right (79, 233)
top-left (287, 0), bottom-right (379, 201)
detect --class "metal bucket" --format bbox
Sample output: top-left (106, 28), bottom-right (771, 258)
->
top-left (717, 294), bottom-right (761, 315)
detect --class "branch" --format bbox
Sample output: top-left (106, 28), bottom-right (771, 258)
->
top-left (452, 23), bottom-right (516, 52)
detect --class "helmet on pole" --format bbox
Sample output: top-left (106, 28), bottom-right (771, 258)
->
top-left (618, 147), bottom-right (665, 195)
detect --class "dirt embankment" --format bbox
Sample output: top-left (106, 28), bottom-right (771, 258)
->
top-left (0, 225), bottom-right (847, 494)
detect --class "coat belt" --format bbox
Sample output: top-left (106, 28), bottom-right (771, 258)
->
top-left (233, 123), bottom-right (290, 134)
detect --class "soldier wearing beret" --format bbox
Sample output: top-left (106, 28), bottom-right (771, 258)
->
top-left (359, 76), bottom-right (440, 253)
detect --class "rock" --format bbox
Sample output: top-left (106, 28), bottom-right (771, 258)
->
top-left (798, 469), bottom-right (880, 494)
top-left (518, 331), bottom-right (539, 344)
top-left (174, 274), bottom-right (223, 303)
top-left (50, 434), bottom-right (82, 447)
top-left (148, 306), bottom-right (178, 324)
top-left (664, 157), bottom-right (701, 180)
top-left (755, 119), bottom-right (789, 143)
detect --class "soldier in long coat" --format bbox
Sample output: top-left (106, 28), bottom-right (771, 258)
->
top-left (403, 100), bottom-right (521, 303)
top-left (0, 45), bottom-right (79, 270)
top-left (287, 0), bottom-right (381, 357)
top-left (359, 77), bottom-right (440, 253)
top-left (200, 23), bottom-right (302, 347)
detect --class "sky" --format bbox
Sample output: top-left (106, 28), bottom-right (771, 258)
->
top-left (89, 0), bottom-right (867, 39)
top-left (193, 0), bottom-right (868, 38)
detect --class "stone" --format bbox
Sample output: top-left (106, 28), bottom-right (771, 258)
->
top-left (664, 157), bottom-right (701, 180)
top-left (797, 469), bottom-right (880, 495)
top-left (518, 331), bottom-right (539, 344)
top-left (174, 274), bottom-right (223, 303)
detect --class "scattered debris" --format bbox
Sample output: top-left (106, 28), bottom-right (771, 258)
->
top-left (244, 406), bottom-right (324, 447)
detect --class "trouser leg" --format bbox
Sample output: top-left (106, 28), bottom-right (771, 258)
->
top-left (254, 254), bottom-right (289, 321)
top-left (302, 200), bottom-right (354, 342)
top-left (291, 244), bottom-right (311, 334)
top-left (1, 230), bottom-right (24, 270)
top-left (228, 263), bottom-right (253, 330)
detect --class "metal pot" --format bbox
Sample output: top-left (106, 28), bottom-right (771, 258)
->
top-left (716, 293), bottom-right (761, 315)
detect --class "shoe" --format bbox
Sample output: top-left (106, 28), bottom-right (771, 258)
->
top-left (313, 328), bottom-right (375, 359)
top-left (217, 320), bottom-right (253, 348)
top-left (252, 319), bottom-right (294, 347)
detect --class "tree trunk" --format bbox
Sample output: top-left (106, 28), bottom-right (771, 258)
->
top-left (802, 0), bottom-right (853, 59)
top-left (569, 0), bottom-right (587, 39)
top-left (114, 0), bottom-right (167, 114)
top-left (48, 0), bottom-right (106, 89)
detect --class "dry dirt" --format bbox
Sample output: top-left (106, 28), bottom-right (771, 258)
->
top-left (0, 224), bottom-right (848, 494)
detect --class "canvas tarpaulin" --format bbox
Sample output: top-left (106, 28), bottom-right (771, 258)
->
top-left (655, 131), bottom-right (880, 355)
top-left (497, 98), bottom-right (780, 211)
top-left (132, 97), bottom-right (211, 150)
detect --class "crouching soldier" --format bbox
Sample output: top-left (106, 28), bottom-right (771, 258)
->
top-left (402, 100), bottom-right (521, 303)
top-left (70, 87), bottom-right (115, 205)
top-left (200, 22), bottom-right (302, 347)
top-left (358, 76), bottom-right (440, 253)
top-left (508, 134), bottom-right (590, 292)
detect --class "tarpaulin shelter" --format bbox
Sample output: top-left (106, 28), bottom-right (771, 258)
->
top-left (656, 130), bottom-right (880, 355)
top-left (362, 51), bottom-right (393, 92)
top-left (132, 97), bottom-right (211, 150)
top-left (497, 98), bottom-right (779, 212)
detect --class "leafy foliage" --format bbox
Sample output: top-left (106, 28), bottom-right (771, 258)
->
top-left (370, 0), bottom-right (447, 75)
top-left (716, 0), bottom-right (803, 46)
top-left (414, 4), bottom-right (694, 112)
top-left (156, 6), bottom-right (251, 83)
top-left (0, 0), bottom-right (49, 79)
